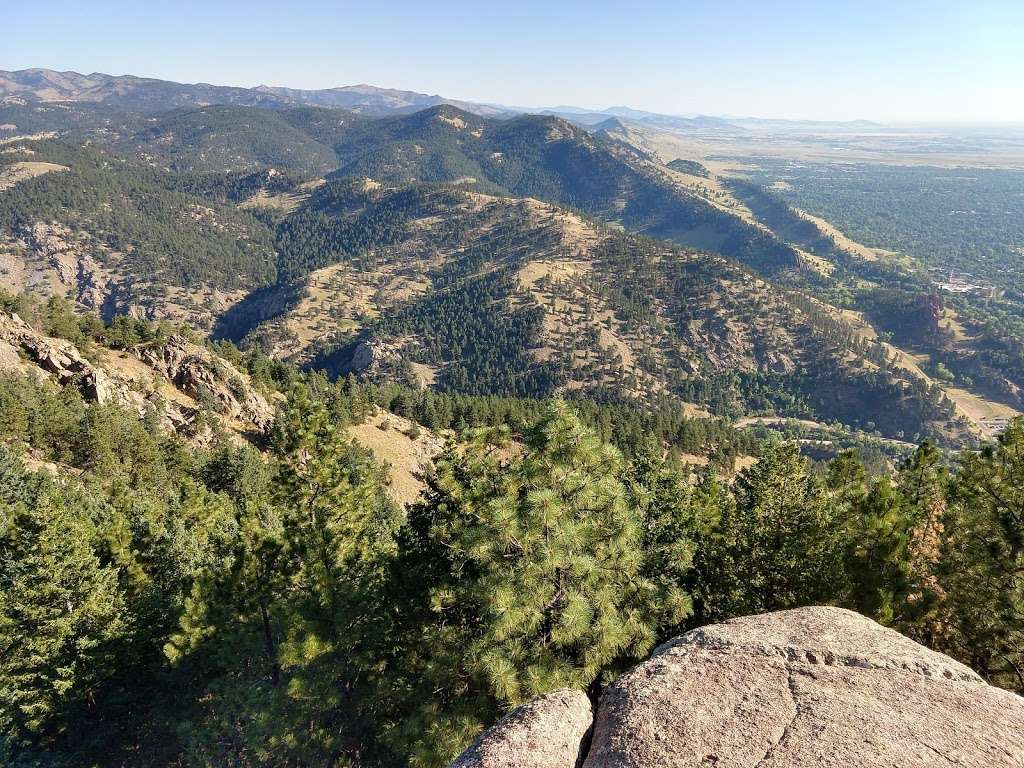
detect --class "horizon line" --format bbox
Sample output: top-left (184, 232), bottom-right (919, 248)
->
top-left (3, 64), bottom-right (1023, 127)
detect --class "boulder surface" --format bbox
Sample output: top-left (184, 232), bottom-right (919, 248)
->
top-left (449, 607), bottom-right (1024, 768)
top-left (450, 688), bottom-right (592, 768)
top-left (584, 606), bottom-right (1024, 768)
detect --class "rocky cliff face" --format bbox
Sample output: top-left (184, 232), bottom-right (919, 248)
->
top-left (0, 312), bottom-right (273, 443)
top-left (450, 607), bottom-right (1024, 768)
top-left (134, 334), bottom-right (274, 430)
top-left (0, 312), bottom-right (115, 403)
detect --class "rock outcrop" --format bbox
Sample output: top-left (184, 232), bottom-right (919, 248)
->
top-left (0, 311), bottom-right (113, 402)
top-left (20, 222), bottom-right (113, 309)
top-left (343, 339), bottom-right (405, 376)
top-left (0, 312), bottom-right (272, 442)
top-left (450, 689), bottom-right (592, 768)
top-left (449, 607), bottom-right (1024, 768)
top-left (134, 334), bottom-right (273, 430)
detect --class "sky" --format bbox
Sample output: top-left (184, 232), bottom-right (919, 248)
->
top-left (5, 0), bottom-right (1024, 122)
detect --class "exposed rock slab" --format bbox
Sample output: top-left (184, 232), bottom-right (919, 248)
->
top-left (583, 606), bottom-right (1024, 768)
top-left (0, 311), bottom-right (112, 402)
top-left (666, 604), bottom-right (982, 681)
top-left (450, 688), bottom-right (592, 768)
top-left (452, 608), bottom-right (1024, 768)
top-left (134, 334), bottom-right (273, 430)
top-left (343, 339), bottom-right (404, 376)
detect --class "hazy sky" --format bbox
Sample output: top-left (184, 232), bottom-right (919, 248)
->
top-left (6, 0), bottom-right (1023, 121)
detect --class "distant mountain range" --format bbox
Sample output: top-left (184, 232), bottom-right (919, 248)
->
top-left (0, 68), bottom-right (510, 116)
top-left (0, 68), bottom-right (879, 133)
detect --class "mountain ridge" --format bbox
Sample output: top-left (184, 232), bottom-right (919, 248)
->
top-left (0, 68), bottom-right (511, 116)
top-left (2, 68), bottom-right (886, 128)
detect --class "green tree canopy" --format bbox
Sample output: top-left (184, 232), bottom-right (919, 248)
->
top-left (392, 401), bottom-right (691, 765)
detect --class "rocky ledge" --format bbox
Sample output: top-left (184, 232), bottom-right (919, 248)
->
top-left (0, 312), bottom-right (273, 441)
top-left (450, 606), bottom-right (1024, 768)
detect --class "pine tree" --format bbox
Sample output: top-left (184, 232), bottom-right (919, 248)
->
top-left (394, 401), bottom-right (690, 766)
top-left (693, 439), bottom-right (842, 620)
top-left (164, 449), bottom-right (289, 767)
top-left (626, 437), bottom-right (695, 636)
top-left (0, 467), bottom-right (127, 759)
top-left (821, 450), bottom-right (920, 625)
top-left (891, 440), bottom-right (950, 645)
top-left (937, 419), bottom-right (1024, 691)
top-left (272, 384), bottom-right (402, 765)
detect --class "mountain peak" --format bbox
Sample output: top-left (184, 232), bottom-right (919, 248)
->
top-left (594, 116), bottom-right (630, 133)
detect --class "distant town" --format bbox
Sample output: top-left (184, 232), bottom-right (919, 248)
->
top-left (931, 267), bottom-right (1002, 298)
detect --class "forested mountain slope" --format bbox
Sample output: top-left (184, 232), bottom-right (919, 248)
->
top-left (3, 110), bottom-right (1007, 445)
top-left (2, 99), bottom-right (801, 275)
top-left (318, 105), bottom-right (801, 274)
top-left (0, 127), bottom-right (979, 443)
top-left (0, 138), bottom-right (277, 326)
top-left (0, 293), bottom-right (765, 503)
top-left (119, 105), bottom-right (342, 174)
top-left (211, 174), bottom-right (969, 443)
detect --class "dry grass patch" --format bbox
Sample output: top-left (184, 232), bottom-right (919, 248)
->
top-left (239, 178), bottom-right (325, 214)
top-left (794, 247), bottom-right (836, 278)
top-left (408, 362), bottom-right (438, 388)
top-left (0, 132), bottom-right (58, 146)
top-left (734, 455), bottom-right (759, 472)
top-left (793, 209), bottom-right (897, 262)
top-left (437, 114), bottom-right (467, 130)
top-left (0, 161), bottom-right (67, 192)
top-left (945, 387), bottom-right (1020, 422)
top-left (348, 409), bottom-right (443, 506)
top-left (517, 259), bottom-right (591, 289)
